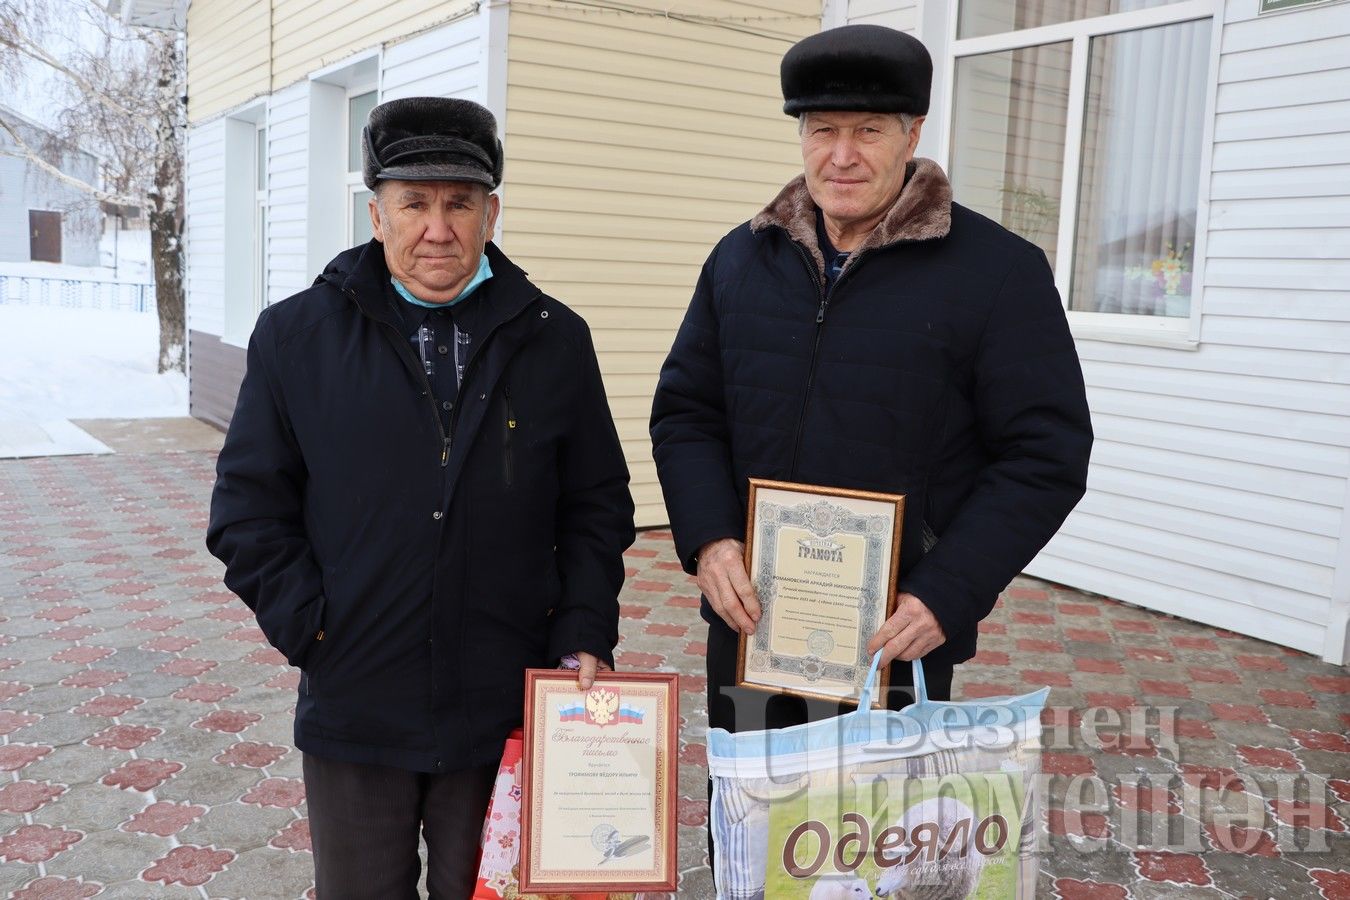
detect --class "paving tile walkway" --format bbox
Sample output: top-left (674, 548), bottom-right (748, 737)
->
top-left (0, 450), bottom-right (1347, 898)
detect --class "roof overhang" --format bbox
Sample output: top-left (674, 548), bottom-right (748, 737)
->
top-left (105, 0), bottom-right (188, 31)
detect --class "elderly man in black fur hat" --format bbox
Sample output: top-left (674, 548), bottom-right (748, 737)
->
top-left (208, 97), bottom-right (634, 897)
top-left (651, 24), bottom-right (1092, 873)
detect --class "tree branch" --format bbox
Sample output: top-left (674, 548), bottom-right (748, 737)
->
top-left (0, 119), bottom-right (140, 207)
top-left (0, 32), bottom-right (154, 130)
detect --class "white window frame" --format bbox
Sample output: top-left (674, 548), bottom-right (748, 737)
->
top-left (222, 101), bottom-right (267, 349)
top-left (252, 121), bottom-right (268, 323)
top-left (941, 0), bottom-right (1223, 348)
top-left (345, 85), bottom-right (378, 247)
top-left (307, 50), bottom-right (381, 274)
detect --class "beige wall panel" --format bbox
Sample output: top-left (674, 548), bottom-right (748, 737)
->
top-left (532, 282), bottom-right (695, 309)
top-left (511, 210), bottom-right (747, 246)
top-left (186, 0), bottom-right (270, 122)
top-left (580, 0), bottom-right (818, 22)
top-left (509, 11), bottom-right (791, 61)
top-left (510, 60), bottom-right (785, 121)
top-left (270, 0), bottom-right (477, 87)
top-left (509, 135), bottom-right (796, 184)
top-left (511, 37), bottom-right (782, 95)
top-left (503, 6), bottom-right (818, 528)
top-left (507, 160), bottom-right (786, 206)
top-left (517, 258), bottom-right (702, 288)
top-left (635, 498), bottom-right (667, 528)
top-left (569, 307), bottom-right (685, 330)
top-left (495, 182), bottom-right (762, 228)
top-left (511, 109), bottom-right (796, 161)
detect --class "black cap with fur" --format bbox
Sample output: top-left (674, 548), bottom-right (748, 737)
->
top-left (781, 25), bottom-right (932, 117)
top-left (362, 97), bottom-right (504, 191)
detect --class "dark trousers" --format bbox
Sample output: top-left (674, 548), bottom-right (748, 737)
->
top-left (704, 623), bottom-right (955, 870)
top-left (303, 753), bottom-right (497, 899)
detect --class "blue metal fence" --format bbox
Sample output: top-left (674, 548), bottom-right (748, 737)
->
top-left (0, 274), bottom-right (156, 313)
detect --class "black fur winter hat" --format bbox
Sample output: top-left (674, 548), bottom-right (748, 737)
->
top-left (362, 97), bottom-right (503, 191)
top-left (781, 25), bottom-right (932, 117)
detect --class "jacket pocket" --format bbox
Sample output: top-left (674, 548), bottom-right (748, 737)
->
top-left (301, 591), bottom-right (330, 696)
top-left (302, 629), bottom-right (328, 695)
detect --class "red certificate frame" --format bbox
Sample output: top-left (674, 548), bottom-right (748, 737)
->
top-left (520, 669), bottom-right (679, 893)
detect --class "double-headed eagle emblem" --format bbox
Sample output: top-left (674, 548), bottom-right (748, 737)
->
top-left (585, 688), bottom-right (619, 726)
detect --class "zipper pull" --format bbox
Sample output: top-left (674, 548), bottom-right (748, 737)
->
top-left (816, 298), bottom-right (828, 324)
top-left (441, 437), bottom-right (451, 467)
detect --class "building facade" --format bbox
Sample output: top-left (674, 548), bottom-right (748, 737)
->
top-left (171, 0), bottom-right (1350, 664)
top-left (0, 106), bottom-right (101, 267)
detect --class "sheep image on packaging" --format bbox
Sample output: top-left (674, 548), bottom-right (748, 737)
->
top-left (874, 796), bottom-right (988, 900)
top-left (808, 875), bottom-right (872, 900)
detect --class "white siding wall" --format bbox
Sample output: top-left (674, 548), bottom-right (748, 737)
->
top-left (267, 82), bottom-right (312, 305)
top-left (381, 13), bottom-right (484, 102)
top-left (185, 119), bottom-right (226, 337)
top-left (1022, 1), bottom-right (1350, 663)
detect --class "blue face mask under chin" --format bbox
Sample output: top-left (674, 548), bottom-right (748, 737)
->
top-left (391, 252), bottom-right (494, 309)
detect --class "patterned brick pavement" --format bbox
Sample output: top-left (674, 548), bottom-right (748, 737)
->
top-left (0, 450), bottom-right (1347, 898)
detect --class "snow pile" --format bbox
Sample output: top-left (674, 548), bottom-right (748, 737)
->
top-left (0, 304), bottom-right (187, 421)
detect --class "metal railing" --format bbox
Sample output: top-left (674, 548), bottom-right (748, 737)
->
top-left (0, 274), bottom-right (156, 313)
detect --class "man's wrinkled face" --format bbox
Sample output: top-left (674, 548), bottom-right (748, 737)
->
top-left (800, 111), bottom-right (923, 237)
top-left (370, 179), bottom-right (499, 303)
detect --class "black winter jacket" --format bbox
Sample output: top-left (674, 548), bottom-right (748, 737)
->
top-left (208, 240), bottom-right (635, 773)
top-left (650, 159), bottom-right (1092, 668)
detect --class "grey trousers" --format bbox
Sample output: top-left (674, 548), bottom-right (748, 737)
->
top-left (303, 752), bottom-right (497, 899)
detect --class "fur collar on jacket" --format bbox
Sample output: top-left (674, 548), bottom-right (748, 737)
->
top-left (750, 156), bottom-right (952, 276)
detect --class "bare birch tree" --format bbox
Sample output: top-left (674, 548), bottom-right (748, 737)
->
top-left (0, 0), bottom-right (185, 373)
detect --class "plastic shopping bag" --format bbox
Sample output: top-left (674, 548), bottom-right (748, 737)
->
top-left (474, 727), bottom-right (635, 900)
top-left (707, 654), bottom-right (1048, 899)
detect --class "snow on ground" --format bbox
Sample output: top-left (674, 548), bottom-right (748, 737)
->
top-left (0, 304), bottom-right (187, 422)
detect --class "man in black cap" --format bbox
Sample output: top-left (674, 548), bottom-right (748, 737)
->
top-left (651, 20), bottom-right (1092, 853)
top-left (208, 96), bottom-right (634, 897)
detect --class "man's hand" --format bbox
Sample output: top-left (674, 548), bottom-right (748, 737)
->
top-left (867, 592), bottom-right (946, 666)
top-left (575, 651), bottom-right (611, 691)
top-left (696, 538), bottom-right (760, 635)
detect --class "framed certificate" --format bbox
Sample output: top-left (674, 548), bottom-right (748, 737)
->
top-left (520, 670), bottom-right (679, 893)
top-left (737, 479), bottom-right (905, 708)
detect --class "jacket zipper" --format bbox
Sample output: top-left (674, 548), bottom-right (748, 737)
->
top-left (787, 239), bottom-right (873, 477)
top-left (347, 288), bottom-right (453, 467)
top-left (503, 385), bottom-right (516, 487)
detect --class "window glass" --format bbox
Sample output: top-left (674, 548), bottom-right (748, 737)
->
top-left (1070, 19), bottom-right (1210, 316)
top-left (949, 42), bottom-right (1071, 269)
top-left (348, 90), bottom-right (377, 173)
top-left (958, 0), bottom-right (1187, 39)
top-left (351, 189), bottom-right (374, 246)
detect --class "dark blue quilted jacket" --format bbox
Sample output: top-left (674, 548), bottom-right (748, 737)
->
top-left (650, 159), bottom-right (1092, 666)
